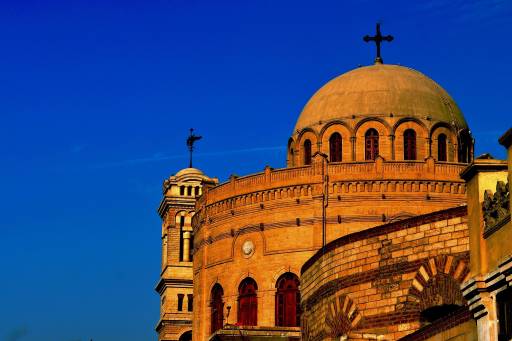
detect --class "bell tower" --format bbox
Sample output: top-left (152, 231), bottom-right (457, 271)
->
top-left (156, 167), bottom-right (217, 341)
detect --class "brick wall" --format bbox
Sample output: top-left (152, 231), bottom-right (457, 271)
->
top-left (300, 206), bottom-right (469, 340)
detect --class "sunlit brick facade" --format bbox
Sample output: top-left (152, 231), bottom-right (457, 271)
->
top-left (157, 58), bottom-right (511, 341)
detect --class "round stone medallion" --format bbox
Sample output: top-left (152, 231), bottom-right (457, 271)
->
top-left (241, 240), bottom-right (255, 258)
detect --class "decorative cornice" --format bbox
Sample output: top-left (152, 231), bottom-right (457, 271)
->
top-left (204, 161), bottom-right (467, 207)
top-left (461, 255), bottom-right (512, 319)
top-left (155, 318), bottom-right (192, 332)
top-left (155, 278), bottom-right (193, 294)
top-left (460, 159), bottom-right (508, 181)
top-left (157, 197), bottom-right (196, 218)
top-left (194, 179), bottom-right (466, 236)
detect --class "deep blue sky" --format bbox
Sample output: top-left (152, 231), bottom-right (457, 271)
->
top-left (1, 1), bottom-right (511, 340)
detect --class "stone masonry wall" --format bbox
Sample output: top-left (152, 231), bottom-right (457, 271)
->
top-left (300, 206), bottom-right (470, 340)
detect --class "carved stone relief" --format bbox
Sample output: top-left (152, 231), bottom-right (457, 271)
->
top-left (483, 181), bottom-right (510, 236)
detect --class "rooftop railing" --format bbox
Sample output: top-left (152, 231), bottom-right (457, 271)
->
top-left (201, 159), bottom-right (467, 206)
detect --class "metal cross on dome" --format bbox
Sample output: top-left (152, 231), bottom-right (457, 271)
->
top-left (186, 128), bottom-right (202, 168)
top-left (363, 23), bottom-right (394, 64)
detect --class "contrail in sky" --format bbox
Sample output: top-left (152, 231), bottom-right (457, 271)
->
top-left (92, 146), bottom-right (286, 169)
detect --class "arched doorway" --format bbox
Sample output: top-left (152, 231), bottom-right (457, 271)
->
top-left (211, 284), bottom-right (224, 334)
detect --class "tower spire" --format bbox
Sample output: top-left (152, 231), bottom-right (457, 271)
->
top-left (363, 23), bottom-right (394, 64)
top-left (186, 128), bottom-right (202, 168)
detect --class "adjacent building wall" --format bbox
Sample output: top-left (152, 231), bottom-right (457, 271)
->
top-left (461, 128), bottom-right (512, 341)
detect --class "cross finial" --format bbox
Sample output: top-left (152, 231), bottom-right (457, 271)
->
top-left (363, 23), bottom-right (393, 64)
top-left (186, 128), bottom-right (202, 168)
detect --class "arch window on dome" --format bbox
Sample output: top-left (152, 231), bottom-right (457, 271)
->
top-left (438, 134), bottom-right (447, 162)
top-left (329, 133), bottom-right (343, 162)
top-left (303, 139), bottom-right (312, 165)
top-left (365, 129), bottom-right (379, 160)
top-left (238, 277), bottom-right (258, 326)
top-left (458, 130), bottom-right (472, 163)
top-left (288, 138), bottom-right (295, 167)
top-left (210, 284), bottom-right (224, 334)
top-left (404, 129), bottom-right (417, 160)
top-left (275, 273), bottom-right (300, 327)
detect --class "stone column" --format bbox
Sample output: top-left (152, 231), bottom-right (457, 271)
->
top-left (183, 231), bottom-right (191, 262)
top-left (390, 134), bottom-right (395, 160)
top-left (350, 136), bottom-right (356, 161)
top-left (462, 280), bottom-right (500, 341)
top-left (477, 292), bottom-right (499, 341)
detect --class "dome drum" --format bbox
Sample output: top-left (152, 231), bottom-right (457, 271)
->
top-left (288, 120), bottom-right (471, 167)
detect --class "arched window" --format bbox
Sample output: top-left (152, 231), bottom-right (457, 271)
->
top-left (211, 284), bottom-right (224, 334)
top-left (238, 278), bottom-right (258, 326)
top-left (179, 215), bottom-right (185, 262)
top-left (404, 129), bottom-right (417, 160)
top-left (438, 134), bottom-right (447, 162)
top-left (329, 133), bottom-right (342, 162)
top-left (178, 294), bottom-right (184, 311)
top-left (275, 273), bottom-right (300, 327)
top-left (365, 129), bottom-right (379, 160)
top-left (303, 140), bottom-right (312, 165)
top-left (187, 294), bottom-right (193, 312)
top-left (288, 139), bottom-right (295, 167)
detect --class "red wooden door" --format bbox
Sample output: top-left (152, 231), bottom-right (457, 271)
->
top-left (238, 278), bottom-right (257, 326)
top-left (283, 289), bottom-right (297, 325)
top-left (276, 274), bottom-right (300, 327)
top-left (211, 284), bottom-right (224, 333)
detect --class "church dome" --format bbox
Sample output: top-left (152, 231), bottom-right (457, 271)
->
top-left (294, 64), bottom-right (467, 134)
top-left (175, 167), bottom-right (204, 177)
